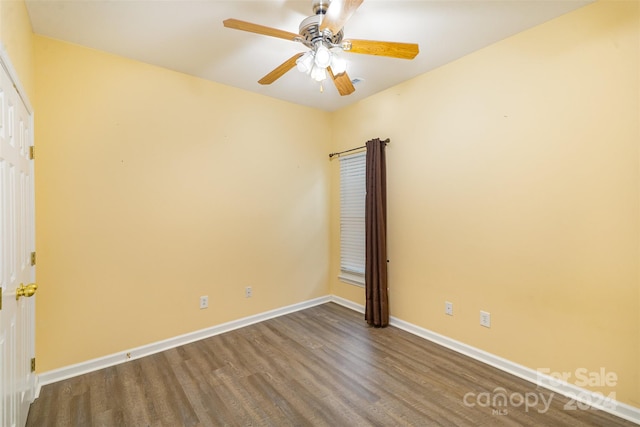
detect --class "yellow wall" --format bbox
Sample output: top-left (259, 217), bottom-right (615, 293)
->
top-left (0, 0), bottom-right (34, 99)
top-left (330, 0), bottom-right (640, 407)
top-left (33, 36), bottom-right (331, 371)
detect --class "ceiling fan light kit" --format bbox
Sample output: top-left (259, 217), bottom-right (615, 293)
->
top-left (223, 0), bottom-right (419, 96)
top-left (295, 44), bottom-right (346, 83)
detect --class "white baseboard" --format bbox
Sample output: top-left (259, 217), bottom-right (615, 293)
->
top-left (36, 295), bottom-right (331, 396)
top-left (330, 295), bottom-right (640, 425)
top-left (329, 295), bottom-right (365, 314)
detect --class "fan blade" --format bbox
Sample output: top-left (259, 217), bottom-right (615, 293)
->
top-left (343, 39), bottom-right (419, 59)
top-left (223, 18), bottom-right (300, 41)
top-left (319, 0), bottom-right (364, 36)
top-left (258, 53), bottom-right (305, 85)
top-left (328, 67), bottom-right (355, 96)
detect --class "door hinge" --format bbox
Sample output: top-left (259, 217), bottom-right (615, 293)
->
top-left (0, 288), bottom-right (2, 311)
top-left (30, 252), bottom-right (36, 266)
top-left (29, 146), bottom-right (35, 160)
top-left (31, 358), bottom-right (36, 372)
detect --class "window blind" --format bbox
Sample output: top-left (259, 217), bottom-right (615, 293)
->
top-left (339, 152), bottom-right (366, 284)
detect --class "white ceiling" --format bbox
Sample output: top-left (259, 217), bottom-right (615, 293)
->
top-left (25, 0), bottom-right (591, 112)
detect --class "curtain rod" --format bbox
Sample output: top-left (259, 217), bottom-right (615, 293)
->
top-left (328, 138), bottom-right (390, 159)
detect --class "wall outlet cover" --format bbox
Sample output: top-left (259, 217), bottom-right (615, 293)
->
top-left (200, 296), bottom-right (208, 309)
top-left (445, 301), bottom-right (453, 316)
top-left (480, 310), bottom-right (491, 328)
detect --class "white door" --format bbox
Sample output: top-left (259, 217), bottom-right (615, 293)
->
top-left (0, 51), bottom-right (36, 427)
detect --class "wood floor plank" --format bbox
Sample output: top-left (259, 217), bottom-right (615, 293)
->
top-left (27, 303), bottom-right (637, 426)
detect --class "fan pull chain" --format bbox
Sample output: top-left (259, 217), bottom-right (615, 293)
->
top-left (320, 82), bottom-right (324, 93)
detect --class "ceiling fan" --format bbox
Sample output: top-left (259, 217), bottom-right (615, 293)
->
top-left (223, 0), bottom-right (419, 96)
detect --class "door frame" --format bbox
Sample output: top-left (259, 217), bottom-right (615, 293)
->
top-left (0, 46), bottom-right (33, 118)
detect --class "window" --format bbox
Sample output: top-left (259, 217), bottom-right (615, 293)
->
top-left (339, 152), bottom-right (366, 286)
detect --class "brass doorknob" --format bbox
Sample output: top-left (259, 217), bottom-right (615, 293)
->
top-left (16, 283), bottom-right (38, 300)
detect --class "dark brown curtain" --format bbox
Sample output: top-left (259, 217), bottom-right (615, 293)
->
top-left (365, 138), bottom-right (388, 327)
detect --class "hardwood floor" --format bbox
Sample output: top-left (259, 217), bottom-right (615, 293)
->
top-left (27, 303), bottom-right (636, 426)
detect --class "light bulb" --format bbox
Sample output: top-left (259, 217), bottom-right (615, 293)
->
top-left (296, 51), bottom-right (314, 74)
top-left (330, 52), bottom-right (347, 75)
top-left (310, 65), bottom-right (327, 82)
top-left (314, 44), bottom-right (332, 69)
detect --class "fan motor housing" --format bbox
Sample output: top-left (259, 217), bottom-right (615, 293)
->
top-left (299, 15), bottom-right (344, 45)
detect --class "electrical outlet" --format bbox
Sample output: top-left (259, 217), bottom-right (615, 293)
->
top-left (200, 295), bottom-right (208, 309)
top-left (480, 310), bottom-right (491, 328)
top-left (245, 286), bottom-right (252, 298)
top-left (445, 301), bottom-right (453, 316)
